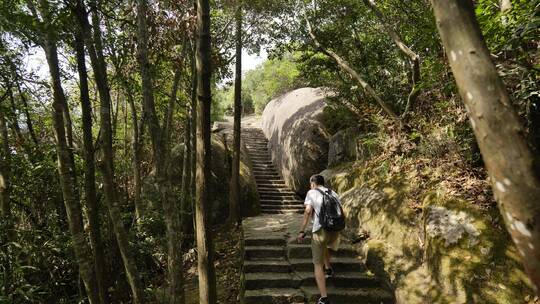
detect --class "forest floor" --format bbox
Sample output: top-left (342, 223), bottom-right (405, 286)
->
top-left (184, 225), bottom-right (242, 303)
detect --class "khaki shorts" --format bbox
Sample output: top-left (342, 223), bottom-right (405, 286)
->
top-left (311, 229), bottom-right (341, 265)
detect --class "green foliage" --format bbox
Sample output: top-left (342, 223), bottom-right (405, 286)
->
top-left (213, 53), bottom-right (305, 116)
top-left (0, 222), bottom-right (78, 303)
top-left (243, 53), bottom-right (305, 114)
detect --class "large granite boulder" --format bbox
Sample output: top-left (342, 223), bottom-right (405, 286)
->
top-left (142, 131), bottom-right (260, 225)
top-left (261, 87), bottom-right (331, 196)
top-left (208, 130), bottom-right (261, 223)
top-left (328, 127), bottom-right (361, 167)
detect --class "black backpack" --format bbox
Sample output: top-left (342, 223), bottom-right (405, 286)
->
top-left (316, 188), bottom-right (345, 232)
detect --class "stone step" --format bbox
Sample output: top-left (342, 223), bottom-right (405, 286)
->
top-left (257, 185), bottom-right (289, 190)
top-left (261, 209), bottom-right (304, 214)
top-left (243, 288), bottom-right (304, 304)
top-left (245, 237), bottom-right (286, 247)
top-left (253, 170), bottom-right (280, 174)
top-left (260, 204), bottom-right (304, 211)
top-left (255, 175), bottom-right (282, 180)
top-left (254, 179), bottom-right (285, 184)
top-left (260, 194), bottom-right (298, 200)
top-left (258, 190), bottom-right (297, 196)
top-left (301, 286), bottom-right (395, 304)
top-left (295, 271), bottom-right (380, 288)
top-left (246, 145), bottom-right (268, 149)
top-left (252, 161), bottom-right (274, 166)
top-left (254, 173), bottom-right (280, 177)
top-left (253, 175), bottom-right (285, 179)
top-left (245, 246), bottom-right (284, 260)
top-left (243, 259), bottom-right (290, 273)
top-left (257, 188), bottom-right (291, 194)
top-left (252, 167), bottom-right (278, 172)
top-left (260, 199), bottom-right (303, 206)
top-left (251, 156), bottom-right (272, 161)
top-left (289, 257), bottom-right (366, 273)
top-left (287, 244), bottom-right (357, 259)
top-left (244, 273), bottom-right (300, 290)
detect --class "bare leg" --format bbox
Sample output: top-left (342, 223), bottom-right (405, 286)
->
top-left (314, 264), bottom-right (327, 297)
top-left (324, 247), bottom-right (331, 270)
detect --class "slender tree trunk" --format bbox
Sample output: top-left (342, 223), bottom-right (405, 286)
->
top-left (190, 48), bottom-right (198, 239)
top-left (529, 96), bottom-right (540, 163)
top-left (195, 0), bottom-right (217, 302)
top-left (0, 108), bottom-right (11, 224)
top-left (15, 83), bottom-right (38, 145)
top-left (136, 0), bottom-right (184, 302)
top-left (123, 80), bottom-right (145, 220)
top-left (74, 29), bottom-right (110, 304)
top-left (303, 9), bottom-right (399, 121)
top-left (361, 0), bottom-right (420, 117)
top-left (431, 0), bottom-right (540, 293)
top-left (7, 88), bottom-right (26, 150)
top-left (180, 103), bottom-right (193, 242)
top-left (73, 1), bottom-right (145, 301)
top-left (38, 7), bottom-right (100, 301)
top-left (229, 1), bottom-right (242, 227)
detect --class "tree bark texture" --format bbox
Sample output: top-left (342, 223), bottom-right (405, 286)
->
top-left (431, 0), bottom-right (540, 293)
top-left (38, 4), bottom-right (100, 300)
top-left (123, 80), bottom-right (145, 220)
top-left (74, 28), bottom-right (110, 304)
top-left (180, 102), bottom-right (193, 241)
top-left (0, 108), bottom-right (11, 223)
top-left (229, 1), bottom-right (242, 227)
top-left (136, 0), bottom-right (184, 302)
top-left (74, 1), bottom-right (145, 301)
top-left (195, 0), bottom-right (217, 302)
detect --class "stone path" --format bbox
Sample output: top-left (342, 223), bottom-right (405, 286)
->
top-left (240, 126), bottom-right (394, 304)
top-left (242, 128), bottom-right (304, 215)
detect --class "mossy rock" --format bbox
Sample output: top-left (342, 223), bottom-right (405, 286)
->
top-left (322, 163), bottom-right (534, 304)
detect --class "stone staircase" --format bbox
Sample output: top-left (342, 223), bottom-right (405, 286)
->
top-left (242, 128), bottom-right (304, 215)
top-left (241, 214), bottom-right (394, 304)
top-left (240, 126), bottom-right (394, 304)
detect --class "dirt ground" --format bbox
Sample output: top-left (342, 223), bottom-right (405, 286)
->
top-left (184, 225), bottom-right (242, 303)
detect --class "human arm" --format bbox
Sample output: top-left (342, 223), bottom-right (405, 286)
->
top-left (298, 204), bottom-right (313, 240)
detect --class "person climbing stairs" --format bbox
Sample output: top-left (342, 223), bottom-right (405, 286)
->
top-left (240, 126), bottom-right (395, 304)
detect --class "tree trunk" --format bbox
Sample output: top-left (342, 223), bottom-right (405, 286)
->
top-left (73, 1), bottom-right (145, 301)
top-left (431, 0), bottom-right (540, 293)
top-left (302, 9), bottom-right (399, 121)
top-left (195, 0), bottom-right (217, 302)
top-left (361, 0), bottom-right (420, 117)
top-left (0, 108), bottom-right (11, 225)
top-left (74, 28), bottom-right (110, 304)
top-left (180, 102), bottom-right (193, 243)
top-left (39, 8), bottom-right (100, 301)
top-left (123, 80), bottom-right (145, 220)
top-left (136, 0), bottom-right (184, 302)
top-left (190, 48), bottom-right (198, 242)
top-left (7, 88), bottom-right (26, 151)
top-left (15, 82), bottom-right (38, 145)
top-left (229, 1), bottom-right (242, 227)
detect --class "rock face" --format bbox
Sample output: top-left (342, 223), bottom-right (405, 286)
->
top-left (142, 131), bottom-right (260, 224)
top-left (209, 131), bottom-right (261, 223)
top-left (320, 166), bottom-right (532, 304)
top-left (261, 87), bottom-right (330, 196)
top-left (328, 127), bottom-right (361, 167)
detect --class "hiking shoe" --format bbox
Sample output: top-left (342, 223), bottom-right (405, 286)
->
top-left (324, 267), bottom-right (335, 278)
top-left (317, 297), bottom-right (330, 304)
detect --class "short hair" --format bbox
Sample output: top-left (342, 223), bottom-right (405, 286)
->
top-left (310, 174), bottom-right (325, 186)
